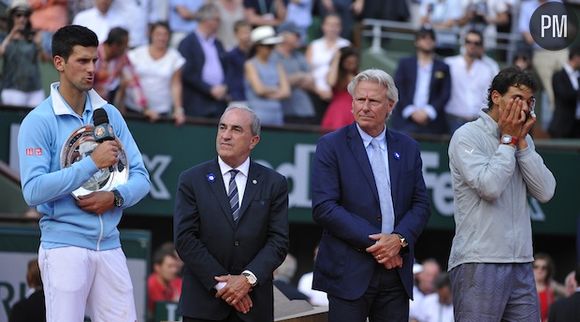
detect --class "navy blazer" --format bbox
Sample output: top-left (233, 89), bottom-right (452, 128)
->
top-left (391, 56), bottom-right (451, 135)
top-left (547, 292), bottom-right (580, 322)
top-left (549, 68), bottom-right (579, 138)
top-left (174, 159), bottom-right (289, 321)
top-left (178, 32), bottom-right (228, 118)
top-left (311, 124), bottom-right (430, 300)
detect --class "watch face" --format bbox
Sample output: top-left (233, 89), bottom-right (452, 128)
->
top-left (501, 135), bottom-right (512, 144)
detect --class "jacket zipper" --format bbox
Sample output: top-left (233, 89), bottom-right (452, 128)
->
top-left (97, 215), bottom-right (104, 251)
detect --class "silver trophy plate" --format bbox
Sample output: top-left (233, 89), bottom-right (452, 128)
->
top-left (60, 125), bottom-right (128, 198)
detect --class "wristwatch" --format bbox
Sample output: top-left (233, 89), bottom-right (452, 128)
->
top-left (242, 271), bottom-right (257, 287)
top-left (500, 134), bottom-right (518, 146)
top-left (396, 233), bottom-right (408, 248)
top-left (112, 189), bottom-right (124, 208)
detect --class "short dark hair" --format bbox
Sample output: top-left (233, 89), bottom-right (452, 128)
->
top-left (148, 21), bottom-right (171, 43)
top-left (465, 28), bottom-right (484, 46)
top-left (233, 20), bottom-right (251, 33)
top-left (487, 67), bottom-right (537, 109)
top-left (153, 243), bottom-right (178, 266)
top-left (104, 27), bottom-right (129, 45)
top-left (416, 27), bottom-right (436, 41)
top-left (52, 25), bottom-right (98, 60)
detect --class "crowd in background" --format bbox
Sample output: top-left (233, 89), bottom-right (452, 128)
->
top-left (3, 0), bottom-right (580, 321)
top-left (0, 0), bottom-right (578, 138)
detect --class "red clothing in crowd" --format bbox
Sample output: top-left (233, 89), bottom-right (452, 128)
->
top-left (147, 273), bottom-right (182, 313)
top-left (321, 89), bottom-right (354, 131)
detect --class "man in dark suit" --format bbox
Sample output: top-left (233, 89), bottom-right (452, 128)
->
top-left (178, 3), bottom-right (229, 118)
top-left (392, 27), bottom-right (451, 135)
top-left (311, 69), bottom-right (431, 321)
top-left (174, 105), bottom-right (289, 322)
top-left (548, 265), bottom-right (580, 322)
top-left (548, 47), bottom-right (580, 138)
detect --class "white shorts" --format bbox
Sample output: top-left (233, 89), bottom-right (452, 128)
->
top-left (38, 246), bottom-right (137, 322)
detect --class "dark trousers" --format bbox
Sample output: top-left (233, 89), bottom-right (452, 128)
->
top-left (183, 312), bottom-right (244, 322)
top-left (328, 266), bottom-right (409, 322)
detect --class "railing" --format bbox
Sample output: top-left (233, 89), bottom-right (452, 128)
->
top-left (361, 18), bottom-right (524, 64)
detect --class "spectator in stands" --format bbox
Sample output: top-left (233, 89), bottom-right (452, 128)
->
top-left (0, 1), bottom-right (44, 107)
top-left (112, 0), bottom-right (156, 48)
top-left (444, 29), bottom-right (496, 133)
top-left (392, 27), bottom-right (451, 135)
top-left (410, 273), bottom-right (453, 322)
top-left (320, 46), bottom-right (359, 131)
top-left (72, 0), bottom-right (127, 44)
top-left (548, 47), bottom-right (580, 139)
top-left (519, 0), bottom-right (568, 131)
top-left (244, 25), bottom-right (289, 126)
top-left (94, 27), bottom-right (147, 111)
top-left (419, 0), bottom-right (464, 56)
top-left (317, 0), bottom-right (357, 41)
top-left (512, 51), bottom-right (533, 72)
top-left (68, 0), bottom-right (95, 21)
top-left (225, 20), bottom-right (252, 103)
top-left (534, 253), bottom-right (557, 322)
top-left (147, 243), bottom-right (183, 316)
top-left (178, 3), bottom-right (229, 118)
top-left (273, 254), bottom-right (309, 301)
top-left (243, 0), bottom-right (286, 27)
top-left (28, 0), bottom-right (67, 56)
top-left (284, 0), bottom-right (313, 43)
top-left (306, 13), bottom-right (350, 118)
top-left (459, 0), bottom-right (510, 49)
top-left (415, 259), bottom-right (441, 300)
top-left (9, 258), bottom-right (45, 322)
top-left (359, 0), bottom-right (410, 23)
top-left (124, 22), bottom-right (186, 126)
top-left (297, 246), bottom-right (329, 306)
top-left (548, 265), bottom-right (580, 322)
top-left (272, 22), bottom-right (316, 124)
top-left (169, 0), bottom-right (204, 48)
top-left (215, 0), bottom-right (245, 51)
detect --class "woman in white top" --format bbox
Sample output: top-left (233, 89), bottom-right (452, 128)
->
top-left (305, 13), bottom-right (350, 101)
top-left (125, 21), bottom-right (186, 125)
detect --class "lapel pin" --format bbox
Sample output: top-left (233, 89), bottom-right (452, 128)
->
top-left (393, 152), bottom-right (400, 160)
top-left (206, 173), bottom-right (215, 182)
top-left (252, 179), bottom-right (257, 184)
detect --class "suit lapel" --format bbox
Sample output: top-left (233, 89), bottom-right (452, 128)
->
top-left (237, 162), bottom-right (262, 222)
top-left (347, 124), bottom-right (379, 202)
top-left (206, 160), bottom-right (236, 229)
top-left (386, 130), bottom-right (402, 220)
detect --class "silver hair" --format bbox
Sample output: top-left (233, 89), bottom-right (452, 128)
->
top-left (347, 69), bottom-right (399, 104)
top-left (221, 104), bottom-right (261, 136)
top-left (196, 3), bottom-right (220, 22)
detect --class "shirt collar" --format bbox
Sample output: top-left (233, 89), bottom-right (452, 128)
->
top-left (356, 123), bottom-right (387, 150)
top-left (218, 156), bottom-right (250, 178)
top-left (50, 82), bottom-right (108, 116)
top-left (479, 108), bottom-right (500, 136)
top-left (195, 29), bottom-right (216, 42)
top-left (563, 63), bottom-right (579, 78)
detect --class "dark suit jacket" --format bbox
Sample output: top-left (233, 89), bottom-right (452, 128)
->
top-left (391, 56), bottom-right (451, 135)
top-left (178, 32), bottom-right (228, 118)
top-left (9, 290), bottom-right (45, 322)
top-left (311, 124), bottom-right (430, 301)
top-left (174, 159), bottom-right (289, 321)
top-left (549, 68), bottom-right (579, 138)
top-left (547, 292), bottom-right (580, 322)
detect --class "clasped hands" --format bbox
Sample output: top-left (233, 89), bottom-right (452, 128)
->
top-left (366, 233), bottom-right (403, 270)
top-left (214, 274), bottom-right (253, 314)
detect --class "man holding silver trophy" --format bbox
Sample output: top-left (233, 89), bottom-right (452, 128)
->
top-left (18, 25), bottom-right (150, 322)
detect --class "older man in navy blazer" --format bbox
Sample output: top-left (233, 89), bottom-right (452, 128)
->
top-left (312, 69), bottom-right (430, 321)
top-left (174, 105), bottom-right (289, 322)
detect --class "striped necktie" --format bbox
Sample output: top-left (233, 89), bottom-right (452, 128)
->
top-left (228, 169), bottom-right (240, 221)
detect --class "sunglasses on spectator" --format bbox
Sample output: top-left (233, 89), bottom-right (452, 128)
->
top-left (465, 39), bottom-right (482, 46)
top-left (14, 12), bottom-right (31, 18)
